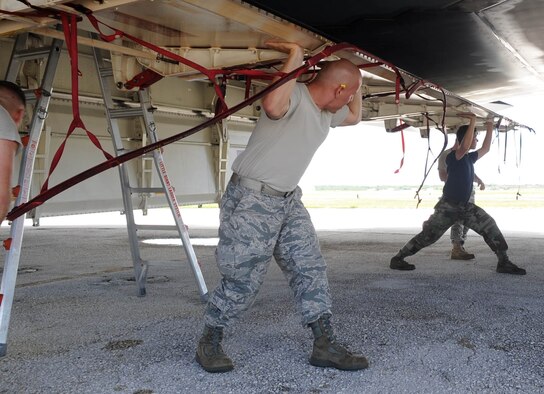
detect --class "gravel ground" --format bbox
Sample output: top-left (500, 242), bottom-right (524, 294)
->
top-left (1, 208), bottom-right (543, 393)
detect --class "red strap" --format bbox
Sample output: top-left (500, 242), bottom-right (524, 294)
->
top-left (394, 122), bottom-right (406, 174)
top-left (214, 77), bottom-right (228, 115)
top-left (85, 13), bottom-right (358, 112)
top-left (3, 238), bottom-right (12, 250)
top-left (389, 122), bottom-right (410, 133)
top-left (412, 115), bottom-right (449, 208)
top-left (0, 1), bottom-right (69, 24)
top-left (395, 75), bottom-right (401, 104)
top-left (40, 13), bottom-right (113, 193)
top-left (6, 43), bottom-right (355, 222)
top-left (405, 80), bottom-right (425, 99)
top-left (244, 77), bottom-right (252, 100)
top-left (21, 135), bottom-right (29, 147)
top-left (34, 88), bottom-right (43, 99)
top-left (503, 128), bottom-right (508, 163)
top-left (123, 68), bottom-right (164, 90)
top-left (11, 185), bottom-right (20, 199)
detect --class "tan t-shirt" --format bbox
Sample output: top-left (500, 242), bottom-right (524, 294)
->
top-left (232, 83), bottom-right (349, 192)
top-left (0, 105), bottom-right (22, 151)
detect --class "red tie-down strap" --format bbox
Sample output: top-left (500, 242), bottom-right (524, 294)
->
top-left (11, 186), bottom-right (20, 200)
top-left (123, 69), bottom-right (164, 90)
top-left (412, 114), bottom-right (449, 208)
top-left (77, 2), bottom-right (407, 114)
top-left (0, 0), bottom-right (54, 18)
top-left (392, 121), bottom-right (409, 174)
top-left (6, 43), bottom-right (357, 222)
top-left (40, 13), bottom-right (114, 193)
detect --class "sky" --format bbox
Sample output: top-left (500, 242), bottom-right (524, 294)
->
top-left (301, 93), bottom-right (544, 188)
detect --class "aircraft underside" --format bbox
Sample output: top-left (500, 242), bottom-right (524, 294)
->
top-left (0, 0), bottom-right (539, 218)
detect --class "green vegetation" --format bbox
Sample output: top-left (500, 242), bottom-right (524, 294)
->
top-left (302, 185), bottom-right (544, 209)
top-left (183, 185), bottom-right (544, 209)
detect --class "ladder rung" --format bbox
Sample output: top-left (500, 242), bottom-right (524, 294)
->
top-left (23, 90), bottom-right (41, 105)
top-left (135, 224), bottom-right (179, 231)
top-left (108, 107), bottom-right (144, 119)
top-left (98, 67), bottom-right (114, 78)
top-left (130, 187), bottom-right (165, 193)
top-left (13, 47), bottom-right (52, 61)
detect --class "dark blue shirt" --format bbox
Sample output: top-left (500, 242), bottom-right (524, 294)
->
top-left (443, 150), bottom-right (478, 204)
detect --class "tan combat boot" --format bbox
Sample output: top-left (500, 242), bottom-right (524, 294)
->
top-left (308, 316), bottom-right (369, 371)
top-left (450, 242), bottom-right (475, 260)
top-left (195, 325), bottom-right (234, 373)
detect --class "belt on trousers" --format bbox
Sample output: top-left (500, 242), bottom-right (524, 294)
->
top-left (231, 173), bottom-right (294, 198)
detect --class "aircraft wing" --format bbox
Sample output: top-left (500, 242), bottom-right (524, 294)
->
top-left (1, 0), bottom-right (538, 133)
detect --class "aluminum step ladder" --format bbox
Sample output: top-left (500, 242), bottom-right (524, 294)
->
top-left (91, 45), bottom-right (208, 300)
top-left (0, 33), bottom-right (63, 357)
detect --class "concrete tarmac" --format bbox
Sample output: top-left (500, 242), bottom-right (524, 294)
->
top-left (1, 207), bottom-right (543, 393)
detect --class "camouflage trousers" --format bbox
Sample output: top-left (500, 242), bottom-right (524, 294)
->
top-left (399, 197), bottom-right (508, 258)
top-left (204, 180), bottom-right (332, 328)
top-left (449, 189), bottom-right (475, 244)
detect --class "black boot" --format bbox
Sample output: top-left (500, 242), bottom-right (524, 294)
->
top-left (308, 316), bottom-right (369, 371)
top-left (195, 325), bottom-right (234, 373)
top-left (496, 257), bottom-right (526, 275)
top-left (390, 255), bottom-right (415, 270)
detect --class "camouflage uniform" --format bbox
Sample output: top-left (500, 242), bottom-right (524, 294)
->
top-left (449, 189), bottom-right (474, 244)
top-left (204, 181), bottom-right (332, 328)
top-left (438, 147), bottom-right (476, 245)
top-left (398, 197), bottom-right (508, 257)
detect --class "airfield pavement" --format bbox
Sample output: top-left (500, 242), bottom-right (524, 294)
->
top-left (0, 207), bottom-right (543, 393)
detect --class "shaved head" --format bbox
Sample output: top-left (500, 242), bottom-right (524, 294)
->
top-left (0, 81), bottom-right (26, 127)
top-left (315, 59), bottom-right (362, 90)
top-left (308, 58), bottom-right (362, 112)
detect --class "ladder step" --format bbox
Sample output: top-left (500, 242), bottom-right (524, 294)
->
top-left (98, 67), bottom-right (114, 78)
top-left (130, 187), bottom-right (165, 194)
top-left (23, 90), bottom-right (39, 105)
top-left (135, 224), bottom-right (179, 231)
top-left (13, 47), bottom-right (52, 61)
top-left (108, 107), bottom-right (144, 119)
top-left (23, 88), bottom-right (52, 104)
